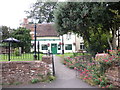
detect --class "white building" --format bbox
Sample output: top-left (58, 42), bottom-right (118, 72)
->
top-left (23, 19), bottom-right (84, 54)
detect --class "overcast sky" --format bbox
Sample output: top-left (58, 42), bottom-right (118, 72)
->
top-left (0, 0), bottom-right (119, 29)
top-left (0, 0), bottom-right (36, 29)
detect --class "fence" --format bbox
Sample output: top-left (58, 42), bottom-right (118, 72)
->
top-left (0, 48), bottom-right (39, 61)
top-left (0, 53), bottom-right (35, 61)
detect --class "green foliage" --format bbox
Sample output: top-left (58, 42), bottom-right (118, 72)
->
top-left (30, 78), bottom-right (40, 84)
top-left (11, 27), bottom-right (32, 53)
top-left (26, 2), bottom-right (57, 23)
top-left (48, 76), bottom-right (56, 81)
top-left (1, 26), bottom-right (11, 40)
top-left (14, 48), bottom-right (20, 56)
top-left (12, 82), bottom-right (22, 85)
top-left (54, 2), bottom-right (120, 54)
top-left (63, 53), bottom-right (118, 88)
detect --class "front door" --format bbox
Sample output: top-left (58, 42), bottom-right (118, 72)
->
top-left (51, 44), bottom-right (57, 54)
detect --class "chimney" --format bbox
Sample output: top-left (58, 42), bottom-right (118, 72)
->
top-left (23, 18), bottom-right (28, 24)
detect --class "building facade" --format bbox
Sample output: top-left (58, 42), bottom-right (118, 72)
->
top-left (23, 19), bottom-right (84, 54)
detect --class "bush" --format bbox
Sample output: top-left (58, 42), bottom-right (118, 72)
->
top-left (14, 48), bottom-right (20, 56)
top-left (30, 78), bottom-right (40, 84)
top-left (63, 51), bottom-right (118, 88)
top-left (48, 76), bottom-right (56, 81)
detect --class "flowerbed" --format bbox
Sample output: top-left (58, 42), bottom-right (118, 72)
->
top-left (63, 50), bottom-right (120, 88)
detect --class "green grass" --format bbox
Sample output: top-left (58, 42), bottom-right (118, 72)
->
top-left (56, 53), bottom-right (73, 57)
top-left (56, 52), bottom-right (90, 57)
top-left (0, 53), bottom-right (44, 61)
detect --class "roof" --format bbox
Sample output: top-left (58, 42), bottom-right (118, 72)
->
top-left (24, 23), bottom-right (59, 37)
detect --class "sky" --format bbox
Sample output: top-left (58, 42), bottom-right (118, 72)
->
top-left (0, 0), bottom-right (119, 29)
top-left (0, 0), bottom-right (36, 29)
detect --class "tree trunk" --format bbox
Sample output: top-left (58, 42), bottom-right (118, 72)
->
top-left (112, 28), bottom-right (117, 50)
top-left (107, 37), bottom-right (112, 50)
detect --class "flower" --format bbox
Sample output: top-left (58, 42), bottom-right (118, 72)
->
top-left (104, 60), bottom-right (108, 62)
top-left (83, 78), bottom-right (87, 80)
top-left (80, 73), bottom-right (83, 76)
top-left (82, 71), bottom-right (86, 74)
top-left (88, 78), bottom-right (91, 79)
top-left (118, 49), bottom-right (120, 52)
top-left (74, 67), bottom-right (77, 70)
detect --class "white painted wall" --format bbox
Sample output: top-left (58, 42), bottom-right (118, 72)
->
top-left (31, 33), bottom-right (84, 54)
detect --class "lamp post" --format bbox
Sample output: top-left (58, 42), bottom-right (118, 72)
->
top-left (34, 20), bottom-right (38, 60)
top-left (62, 35), bottom-right (64, 54)
top-left (118, 27), bottom-right (120, 49)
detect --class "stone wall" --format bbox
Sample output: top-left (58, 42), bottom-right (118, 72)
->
top-left (105, 65), bottom-right (120, 88)
top-left (42, 56), bottom-right (52, 64)
top-left (0, 61), bottom-right (51, 85)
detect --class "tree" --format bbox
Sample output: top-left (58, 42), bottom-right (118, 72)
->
top-left (11, 27), bottom-right (32, 53)
top-left (1, 26), bottom-right (10, 40)
top-left (54, 2), bottom-right (120, 55)
top-left (26, 1), bottom-right (57, 23)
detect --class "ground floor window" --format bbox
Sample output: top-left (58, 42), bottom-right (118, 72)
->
top-left (41, 44), bottom-right (48, 50)
top-left (65, 44), bottom-right (72, 50)
top-left (80, 43), bottom-right (84, 50)
top-left (58, 45), bottom-right (61, 50)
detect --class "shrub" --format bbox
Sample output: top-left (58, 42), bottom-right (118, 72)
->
top-left (14, 48), bottom-right (20, 56)
top-left (48, 76), bottom-right (56, 81)
top-left (63, 51), bottom-right (118, 88)
top-left (30, 78), bottom-right (40, 84)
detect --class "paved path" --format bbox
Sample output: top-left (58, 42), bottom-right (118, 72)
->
top-left (4, 56), bottom-right (97, 88)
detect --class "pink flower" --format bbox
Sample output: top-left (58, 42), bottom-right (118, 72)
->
top-left (118, 49), bottom-right (120, 51)
top-left (80, 74), bottom-right (83, 76)
top-left (78, 69), bottom-right (82, 71)
top-left (86, 70), bottom-right (89, 72)
top-left (88, 78), bottom-right (91, 79)
top-left (74, 67), bottom-right (77, 70)
top-left (67, 57), bottom-right (70, 59)
top-left (105, 60), bottom-right (108, 62)
top-left (82, 72), bottom-right (86, 74)
top-left (109, 50), bottom-right (113, 52)
top-left (109, 58), bottom-right (112, 60)
top-left (83, 78), bottom-right (87, 80)
top-left (106, 85), bottom-right (109, 88)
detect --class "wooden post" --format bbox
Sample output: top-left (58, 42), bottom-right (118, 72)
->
top-left (52, 53), bottom-right (55, 76)
top-left (38, 41), bottom-right (40, 60)
top-left (8, 42), bottom-right (10, 61)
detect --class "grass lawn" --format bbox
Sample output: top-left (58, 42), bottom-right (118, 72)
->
top-left (56, 52), bottom-right (90, 57)
top-left (56, 53), bottom-right (73, 57)
top-left (0, 53), bottom-right (44, 61)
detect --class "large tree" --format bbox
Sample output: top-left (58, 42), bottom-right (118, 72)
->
top-left (1, 26), bottom-right (10, 40)
top-left (26, 1), bottom-right (57, 23)
top-left (11, 27), bottom-right (32, 53)
top-left (54, 2), bottom-right (120, 54)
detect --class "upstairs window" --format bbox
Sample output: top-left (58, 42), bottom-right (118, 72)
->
top-left (66, 32), bottom-right (71, 40)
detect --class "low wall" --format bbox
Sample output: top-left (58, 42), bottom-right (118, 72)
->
top-left (105, 65), bottom-right (120, 88)
top-left (42, 56), bottom-right (52, 64)
top-left (1, 61), bottom-right (50, 85)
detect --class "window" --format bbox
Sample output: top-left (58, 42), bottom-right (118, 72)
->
top-left (65, 44), bottom-right (72, 50)
top-left (58, 45), bottom-right (61, 50)
top-left (66, 32), bottom-right (71, 40)
top-left (80, 43), bottom-right (84, 50)
top-left (41, 44), bottom-right (48, 50)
